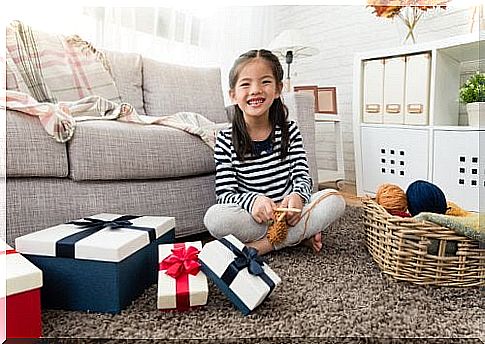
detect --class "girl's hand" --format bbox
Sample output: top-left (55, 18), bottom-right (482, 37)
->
top-left (280, 193), bottom-right (303, 226)
top-left (252, 196), bottom-right (276, 224)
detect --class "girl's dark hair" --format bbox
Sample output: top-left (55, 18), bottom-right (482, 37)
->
top-left (229, 49), bottom-right (289, 161)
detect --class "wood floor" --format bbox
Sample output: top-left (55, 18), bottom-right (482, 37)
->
top-left (318, 180), bottom-right (363, 207)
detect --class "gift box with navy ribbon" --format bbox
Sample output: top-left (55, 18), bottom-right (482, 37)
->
top-left (158, 241), bottom-right (208, 310)
top-left (15, 213), bottom-right (175, 313)
top-left (198, 235), bottom-right (281, 315)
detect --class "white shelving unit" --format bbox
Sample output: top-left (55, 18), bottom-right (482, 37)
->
top-left (353, 33), bottom-right (484, 212)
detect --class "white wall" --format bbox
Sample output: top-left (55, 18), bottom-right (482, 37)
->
top-left (270, 5), bottom-right (473, 183)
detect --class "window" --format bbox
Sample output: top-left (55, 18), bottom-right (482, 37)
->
top-left (135, 8), bottom-right (155, 35)
top-left (174, 11), bottom-right (185, 42)
top-left (156, 8), bottom-right (171, 38)
top-left (190, 17), bottom-right (200, 45)
top-left (84, 7), bottom-right (201, 46)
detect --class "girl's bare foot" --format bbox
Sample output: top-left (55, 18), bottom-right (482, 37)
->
top-left (303, 232), bottom-right (323, 253)
top-left (246, 237), bottom-right (274, 255)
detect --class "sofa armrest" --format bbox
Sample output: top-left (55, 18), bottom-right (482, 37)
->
top-left (283, 92), bottom-right (318, 192)
top-left (225, 93), bottom-right (318, 192)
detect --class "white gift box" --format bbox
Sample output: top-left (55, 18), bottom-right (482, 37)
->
top-left (14, 213), bottom-right (175, 313)
top-left (198, 235), bottom-right (281, 315)
top-left (4, 242), bottom-right (43, 297)
top-left (157, 241), bottom-right (208, 310)
top-left (15, 213), bottom-right (175, 261)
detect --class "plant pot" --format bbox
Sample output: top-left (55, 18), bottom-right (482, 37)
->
top-left (465, 102), bottom-right (485, 127)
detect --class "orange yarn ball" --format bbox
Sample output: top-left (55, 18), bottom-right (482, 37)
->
top-left (375, 183), bottom-right (408, 212)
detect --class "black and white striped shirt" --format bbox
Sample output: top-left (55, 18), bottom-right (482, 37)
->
top-left (214, 120), bottom-right (312, 212)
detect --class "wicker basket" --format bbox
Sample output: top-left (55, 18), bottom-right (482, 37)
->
top-left (362, 198), bottom-right (484, 287)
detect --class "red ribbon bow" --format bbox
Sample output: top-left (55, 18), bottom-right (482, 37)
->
top-left (0, 249), bottom-right (17, 255)
top-left (159, 245), bottom-right (200, 279)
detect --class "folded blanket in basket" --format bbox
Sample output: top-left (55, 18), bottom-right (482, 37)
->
top-left (414, 212), bottom-right (484, 243)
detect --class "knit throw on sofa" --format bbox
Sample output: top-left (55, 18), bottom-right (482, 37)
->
top-left (3, 20), bottom-right (227, 147)
top-left (3, 90), bottom-right (227, 148)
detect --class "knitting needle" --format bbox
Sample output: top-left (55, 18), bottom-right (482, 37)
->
top-left (275, 207), bottom-right (302, 213)
top-left (277, 212), bottom-right (286, 222)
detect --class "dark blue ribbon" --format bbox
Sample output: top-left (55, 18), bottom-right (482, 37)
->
top-left (56, 215), bottom-right (156, 258)
top-left (219, 238), bottom-right (275, 293)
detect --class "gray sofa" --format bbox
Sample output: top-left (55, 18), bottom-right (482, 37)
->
top-left (6, 50), bottom-right (317, 245)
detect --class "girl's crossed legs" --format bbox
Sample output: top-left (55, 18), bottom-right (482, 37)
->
top-left (204, 189), bottom-right (346, 254)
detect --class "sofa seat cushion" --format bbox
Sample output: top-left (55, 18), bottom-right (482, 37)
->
top-left (143, 58), bottom-right (227, 123)
top-left (68, 121), bottom-right (215, 181)
top-left (7, 111), bottom-right (69, 177)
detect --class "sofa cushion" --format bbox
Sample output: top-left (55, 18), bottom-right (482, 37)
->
top-left (7, 110), bottom-right (69, 177)
top-left (6, 21), bottom-right (121, 103)
top-left (104, 50), bottom-right (145, 115)
top-left (143, 58), bottom-right (227, 123)
top-left (68, 121), bottom-right (215, 181)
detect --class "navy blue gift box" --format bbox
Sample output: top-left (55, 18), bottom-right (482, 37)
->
top-left (15, 214), bottom-right (175, 313)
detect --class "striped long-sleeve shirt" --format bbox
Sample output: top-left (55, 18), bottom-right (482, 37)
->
top-left (214, 120), bottom-right (313, 212)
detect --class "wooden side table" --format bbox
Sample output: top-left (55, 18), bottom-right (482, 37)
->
top-left (314, 113), bottom-right (345, 186)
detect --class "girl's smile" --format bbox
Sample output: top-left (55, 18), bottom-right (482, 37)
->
top-left (247, 96), bottom-right (266, 107)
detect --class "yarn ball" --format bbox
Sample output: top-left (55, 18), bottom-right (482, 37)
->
top-left (406, 180), bottom-right (447, 216)
top-left (389, 210), bottom-right (411, 218)
top-left (445, 201), bottom-right (471, 217)
top-left (375, 183), bottom-right (408, 212)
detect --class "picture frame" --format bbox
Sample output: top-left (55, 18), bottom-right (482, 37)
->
top-left (316, 87), bottom-right (337, 114)
top-left (293, 85), bottom-right (318, 112)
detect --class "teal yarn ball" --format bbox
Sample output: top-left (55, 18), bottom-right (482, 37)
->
top-left (406, 180), bottom-right (447, 216)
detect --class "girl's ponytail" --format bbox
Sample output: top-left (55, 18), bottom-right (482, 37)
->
top-left (270, 96), bottom-right (289, 160)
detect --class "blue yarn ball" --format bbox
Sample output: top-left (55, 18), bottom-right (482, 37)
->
top-left (406, 180), bottom-right (447, 216)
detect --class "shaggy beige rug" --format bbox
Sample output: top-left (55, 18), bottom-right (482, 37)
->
top-left (40, 207), bottom-right (483, 342)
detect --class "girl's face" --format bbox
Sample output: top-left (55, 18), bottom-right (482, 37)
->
top-left (229, 58), bottom-right (282, 122)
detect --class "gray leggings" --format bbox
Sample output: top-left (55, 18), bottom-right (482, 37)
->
top-left (204, 189), bottom-right (346, 250)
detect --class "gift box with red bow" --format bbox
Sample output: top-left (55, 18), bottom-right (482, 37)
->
top-left (15, 213), bottom-right (175, 313)
top-left (157, 241), bottom-right (208, 310)
top-left (1, 240), bottom-right (43, 338)
top-left (198, 235), bottom-right (281, 315)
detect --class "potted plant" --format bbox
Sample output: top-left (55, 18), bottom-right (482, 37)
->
top-left (459, 72), bottom-right (485, 127)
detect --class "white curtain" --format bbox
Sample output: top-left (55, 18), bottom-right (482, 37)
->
top-left (198, 6), bottom-right (276, 103)
top-left (88, 6), bottom-right (276, 103)
top-left (89, 7), bottom-right (216, 67)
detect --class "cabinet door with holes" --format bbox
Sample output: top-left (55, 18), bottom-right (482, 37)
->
top-left (361, 127), bottom-right (429, 194)
top-left (433, 130), bottom-right (483, 212)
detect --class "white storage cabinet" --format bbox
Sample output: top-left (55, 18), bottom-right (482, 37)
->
top-left (353, 34), bottom-right (483, 212)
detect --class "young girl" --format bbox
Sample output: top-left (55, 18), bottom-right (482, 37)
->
top-left (204, 49), bottom-right (345, 255)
